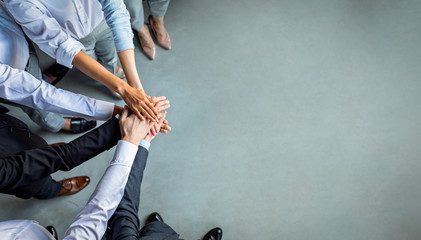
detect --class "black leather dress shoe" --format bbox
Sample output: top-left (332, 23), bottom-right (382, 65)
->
top-left (146, 212), bottom-right (164, 225)
top-left (0, 104), bottom-right (9, 114)
top-left (203, 227), bottom-right (223, 240)
top-left (45, 225), bottom-right (58, 240)
top-left (70, 118), bottom-right (96, 133)
top-left (44, 63), bottom-right (69, 86)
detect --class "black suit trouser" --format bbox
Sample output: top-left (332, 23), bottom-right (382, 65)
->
top-left (0, 116), bottom-right (120, 199)
top-left (105, 146), bottom-right (181, 240)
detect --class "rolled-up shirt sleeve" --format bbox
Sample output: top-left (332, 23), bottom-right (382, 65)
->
top-left (4, 0), bottom-right (84, 68)
top-left (99, 0), bottom-right (134, 52)
top-left (0, 63), bottom-right (114, 120)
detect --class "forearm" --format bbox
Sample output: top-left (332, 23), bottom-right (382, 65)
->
top-left (72, 50), bottom-right (128, 94)
top-left (117, 49), bottom-right (143, 90)
top-left (73, 50), bottom-right (159, 121)
top-left (0, 64), bottom-right (114, 120)
top-left (0, 119), bottom-right (118, 192)
top-left (63, 140), bottom-right (139, 240)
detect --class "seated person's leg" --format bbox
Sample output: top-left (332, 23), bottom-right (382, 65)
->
top-left (22, 40), bottom-right (95, 133)
top-left (13, 175), bottom-right (61, 199)
top-left (0, 117), bottom-right (120, 199)
top-left (20, 104), bottom-right (97, 133)
top-left (20, 105), bottom-right (65, 133)
top-left (0, 113), bottom-right (48, 158)
top-left (138, 213), bottom-right (181, 240)
top-left (95, 27), bottom-right (118, 77)
top-left (0, 104), bottom-right (9, 114)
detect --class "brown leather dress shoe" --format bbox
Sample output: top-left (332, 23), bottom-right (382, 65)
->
top-left (57, 176), bottom-right (90, 197)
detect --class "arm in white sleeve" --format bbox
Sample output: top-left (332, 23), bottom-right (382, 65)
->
top-left (99, 0), bottom-right (134, 52)
top-left (63, 140), bottom-right (139, 240)
top-left (4, 0), bottom-right (84, 68)
top-left (0, 63), bottom-right (114, 120)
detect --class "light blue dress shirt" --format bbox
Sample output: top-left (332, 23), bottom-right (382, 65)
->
top-left (0, 2), bottom-right (115, 121)
top-left (4, 0), bottom-right (134, 68)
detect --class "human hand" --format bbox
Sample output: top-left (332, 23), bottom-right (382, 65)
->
top-left (159, 118), bottom-right (171, 133)
top-left (119, 86), bottom-right (159, 122)
top-left (149, 96), bottom-right (171, 136)
top-left (152, 96), bottom-right (170, 112)
top-left (144, 111), bottom-right (167, 142)
top-left (119, 106), bottom-right (152, 146)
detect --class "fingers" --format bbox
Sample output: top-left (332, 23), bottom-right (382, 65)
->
top-left (132, 108), bottom-right (145, 121)
top-left (150, 124), bottom-right (158, 136)
top-left (144, 98), bottom-right (159, 121)
top-left (155, 100), bottom-right (170, 112)
top-left (160, 124), bottom-right (171, 133)
top-left (120, 106), bottom-right (129, 121)
top-left (154, 111), bottom-right (166, 135)
top-left (139, 98), bottom-right (159, 122)
top-left (152, 96), bottom-right (166, 103)
top-left (146, 95), bottom-right (153, 102)
top-left (138, 101), bottom-right (155, 121)
top-left (158, 117), bottom-right (170, 133)
top-left (161, 123), bottom-right (171, 131)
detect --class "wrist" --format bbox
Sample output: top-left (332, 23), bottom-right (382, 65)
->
top-left (113, 105), bottom-right (124, 116)
top-left (115, 81), bottom-right (129, 96)
top-left (121, 136), bottom-right (141, 146)
top-left (126, 77), bottom-right (143, 90)
top-left (144, 134), bottom-right (153, 143)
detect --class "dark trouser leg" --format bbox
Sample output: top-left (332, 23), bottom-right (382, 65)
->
top-left (106, 147), bottom-right (149, 240)
top-left (31, 176), bottom-right (61, 199)
top-left (138, 221), bottom-right (181, 240)
top-left (0, 113), bottom-right (48, 158)
top-left (106, 147), bottom-right (181, 240)
top-left (1, 117), bottom-right (121, 199)
top-left (20, 105), bottom-right (65, 133)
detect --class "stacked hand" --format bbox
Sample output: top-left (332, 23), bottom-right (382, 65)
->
top-left (119, 106), bottom-right (153, 146)
top-left (145, 108), bottom-right (170, 143)
top-left (118, 95), bottom-right (171, 145)
top-left (119, 86), bottom-right (159, 122)
top-left (149, 96), bottom-right (171, 136)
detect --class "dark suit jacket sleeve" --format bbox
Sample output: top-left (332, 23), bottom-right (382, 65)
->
top-left (0, 117), bottom-right (121, 192)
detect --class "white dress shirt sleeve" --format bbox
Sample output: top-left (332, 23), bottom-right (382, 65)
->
top-left (63, 140), bottom-right (140, 240)
top-left (0, 220), bottom-right (55, 240)
top-left (4, 0), bottom-right (84, 68)
top-left (0, 63), bottom-right (114, 120)
top-left (98, 0), bottom-right (134, 52)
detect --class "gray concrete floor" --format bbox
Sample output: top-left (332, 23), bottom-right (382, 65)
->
top-left (1, 0), bottom-right (421, 239)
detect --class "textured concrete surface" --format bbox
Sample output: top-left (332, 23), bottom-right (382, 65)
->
top-left (1, 0), bottom-right (421, 239)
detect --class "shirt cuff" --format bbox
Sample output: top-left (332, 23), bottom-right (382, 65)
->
top-left (56, 38), bottom-right (85, 68)
top-left (114, 33), bottom-right (134, 52)
top-left (139, 140), bottom-right (150, 151)
top-left (94, 100), bottom-right (115, 120)
top-left (111, 140), bottom-right (138, 166)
